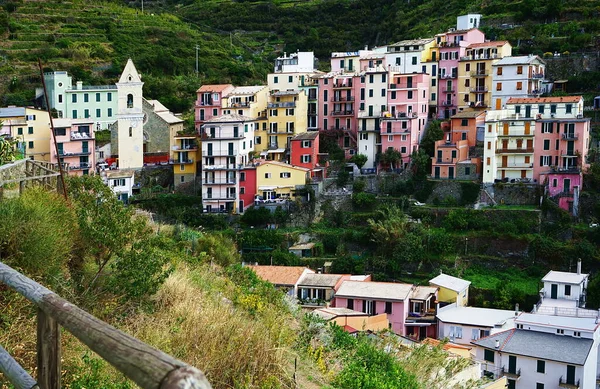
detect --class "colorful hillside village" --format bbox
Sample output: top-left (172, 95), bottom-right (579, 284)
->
top-left (0, 13), bottom-right (591, 215)
top-left (248, 260), bottom-right (599, 389)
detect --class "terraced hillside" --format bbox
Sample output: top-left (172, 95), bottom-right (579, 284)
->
top-left (0, 0), bottom-right (273, 111)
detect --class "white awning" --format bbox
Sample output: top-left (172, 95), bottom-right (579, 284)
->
top-left (267, 148), bottom-right (286, 153)
top-left (258, 186), bottom-right (277, 191)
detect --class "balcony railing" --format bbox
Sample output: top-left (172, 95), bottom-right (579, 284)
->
top-left (434, 158), bottom-right (456, 165)
top-left (461, 54), bottom-right (499, 61)
top-left (333, 81), bottom-right (353, 88)
top-left (268, 102), bottom-right (296, 108)
top-left (202, 178), bottom-right (237, 185)
top-left (331, 96), bottom-right (355, 102)
top-left (531, 73), bottom-right (545, 79)
top-left (442, 87), bottom-right (454, 93)
top-left (470, 87), bottom-right (488, 93)
top-left (205, 149), bottom-right (238, 157)
top-left (227, 101), bottom-right (251, 108)
top-left (559, 376), bottom-right (580, 389)
top-left (70, 132), bottom-right (94, 140)
top-left (498, 131), bottom-right (534, 137)
top-left (562, 150), bottom-right (577, 157)
top-left (390, 83), bottom-right (416, 89)
top-left (332, 110), bottom-right (354, 116)
top-left (169, 158), bottom-right (194, 164)
top-left (498, 163), bottom-right (534, 169)
top-left (381, 112), bottom-right (418, 119)
top-left (173, 144), bottom-right (198, 151)
top-left (470, 71), bottom-right (488, 77)
top-left (501, 366), bottom-right (521, 379)
top-left (442, 101), bottom-right (454, 106)
top-left (562, 133), bottom-right (578, 140)
top-left (469, 101), bottom-right (488, 108)
top-left (202, 194), bottom-right (237, 201)
top-left (496, 147), bottom-right (534, 153)
top-left (198, 99), bottom-right (214, 106)
top-left (56, 150), bottom-right (91, 157)
top-left (68, 162), bottom-right (92, 170)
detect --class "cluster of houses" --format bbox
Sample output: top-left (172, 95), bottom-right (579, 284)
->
top-left (248, 260), bottom-right (599, 389)
top-left (0, 13), bottom-right (591, 213)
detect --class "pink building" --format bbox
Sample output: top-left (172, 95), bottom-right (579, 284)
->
top-left (318, 74), bottom-right (360, 157)
top-left (195, 84), bottom-right (234, 131)
top-left (380, 72), bottom-right (430, 168)
top-left (50, 118), bottom-right (96, 176)
top-left (435, 28), bottom-right (485, 119)
top-left (332, 281), bottom-right (438, 339)
top-left (238, 165), bottom-right (257, 212)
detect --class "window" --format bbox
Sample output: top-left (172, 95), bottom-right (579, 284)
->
top-left (407, 90), bottom-right (413, 99)
top-left (58, 94), bottom-right (63, 103)
top-left (240, 187), bottom-right (245, 194)
top-left (28, 141), bottom-right (34, 149)
top-left (28, 127), bottom-right (33, 134)
top-left (461, 119), bottom-right (468, 126)
top-left (556, 329), bottom-right (564, 335)
top-left (484, 349), bottom-right (494, 363)
top-left (273, 76), bottom-right (278, 83)
top-left (486, 157), bottom-right (491, 166)
top-left (496, 83), bottom-right (502, 91)
top-left (516, 324), bottom-right (523, 329)
top-left (540, 156), bottom-right (551, 166)
top-left (301, 155), bottom-right (312, 163)
top-left (127, 93), bottom-right (134, 108)
top-left (381, 89), bottom-right (386, 97)
top-left (574, 331), bottom-right (581, 337)
top-left (96, 93), bottom-right (101, 102)
top-left (264, 173), bottom-right (271, 179)
top-left (536, 384), bottom-right (544, 389)
top-left (96, 108), bottom-right (101, 118)
top-left (302, 140), bottom-right (312, 148)
top-left (129, 127), bottom-right (133, 137)
top-left (497, 67), bottom-right (502, 75)
top-left (84, 109), bottom-right (89, 118)
top-left (465, 167), bottom-right (471, 175)
top-left (388, 135), bottom-right (393, 141)
top-left (323, 104), bottom-right (328, 116)
top-left (566, 104), bottom-right (572, 114)
top-left (369, 74), bottom-right (374, 83)
top-left (516, 82), bottom-right (523, 90)
top-left (553, 178), bottom-right (558, 187)
top-left (542, 122), bottom-right (553, 133)
top-left (107, 108), bottom-right (113, 117)
top-left (240, 172), bottom-right (246, 182)
top-left (515, 105), bottom-right (521, 114)
top-left (72, 95), bottom-right (77, 103)
top-left (543, 139), bottom-right (550, 150)
top-left (382, 74), bottom-right (386, 83)
top-left (537, 360), bottom-right (545, 373)
top-left (288, 75), bottom-right (293, 83)
top-left (280, 172), bottom-right (291, 178)
top-left (72, 110), bottom-right (77, 118)
top-left (550, 104), bottom-right (557, 114)
top-left (286, 108), bottom-right (294, 116)
top-left (347, 299), bottom-right (354, 310)
top-left (84, 93), bottom-right (89, 103)
top-left (565, 285), bottom-right (571, 296)
top-left (54, 128), bottom-right (66, 136)
top-left (391, 91), bottom-right (397, 100)
top-left (368, 89), bottom-right (373, 97)
top-left (517, 66), bottom-right (523, 74)
top-left (412, 56), bottom-right (417, 65)
top-left (449, 325), bottom-right (462, 339)
top-left (432, 92), bottom-right (436, 101)
top-left (113, 179), bottom-right (126, 187)
top-left (385, 301), bottom-right (392, 314)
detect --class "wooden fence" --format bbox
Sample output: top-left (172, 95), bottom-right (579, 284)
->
top-left (0, 262), bottom-right (212, 389)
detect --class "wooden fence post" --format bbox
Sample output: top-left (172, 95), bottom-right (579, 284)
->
top-left (37, 309), bottom-right (60, 389)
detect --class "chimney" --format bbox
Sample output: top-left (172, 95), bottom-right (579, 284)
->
top-left (515, 303), bottom-right (519, 316)
top-left (577, 258), bottom-right (581, 275)
top-left (495, 339), bottom-right (500, 349)
top-left (532, 304), bottom-right (537, 314)
top-left (76, 81), bottom-right (83, 90)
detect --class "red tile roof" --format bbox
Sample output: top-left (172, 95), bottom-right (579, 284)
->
top-left (196, 84), bottom-right (234, 93)
top-left (507, 96), bottom-right (582, 104)
top-left (467, 41), bottom-right (509, 48)
top-left (247, 265), bottom-right (312, 286)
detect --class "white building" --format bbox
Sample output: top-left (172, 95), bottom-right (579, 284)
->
top-left (378, 38), bottom-right (434, 75)
top-left (104, 170), bottom-right (135, 203)
top-left (437, 304), bottom-right (516, 351)
top-left (491, 55), bottom-right (546, 110)
top-left (115, 59), bottom-right (144, 169)
top-left (273, 51), bottom-right (316, 73)
top-left (456, 14), bottom-right (482, 30)
top-left (201, 114), bottom-right (256, 213)
top-left (473, 312), bottom-right (600, 389)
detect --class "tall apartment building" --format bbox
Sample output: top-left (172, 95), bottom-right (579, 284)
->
top-left (201, 114), bottom-right (256, 213)
top-left (379, 38), bottom-right (435, 75)
top-left (435, 28), bottom-right (485, 118)
top-left (458, 41), bottom-right (512, 113)
top-left (195, 84), bottom-right (235, 131)
top-left (50, 118), bottom-right (96, 176)
top-left (357, 62), bottom-right (388, 168)
top-left (491, 55), bottom-right (546, 110)
top-left (483, 97), bottom-right (589, 214)
top-left (0, 107), bottom-right (51, 161)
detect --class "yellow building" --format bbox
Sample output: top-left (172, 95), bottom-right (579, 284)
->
top-left (255, 160), bottom-right (309, 200)
top-left (257, 90), bottom-right (308, 162)
top-left (429, 273), bottom-right (471, 307)
top-left (0, 107), bottom-right (51, 161)
top-left (458, 41), bottom-right (512, 113)
top-left (222, 85), bottom-right (268, 119)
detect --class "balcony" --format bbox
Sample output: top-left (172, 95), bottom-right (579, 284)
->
top-left (308, 110), bottom-right (317, 116)
top-left (169, 158), bottom-right (194, 164)
top-left (498, 131), bottom-right (534, 137)
top-left (390, 83), bottom-right (416, 89)
top-left (328, 126), bottom-right (353, 132)
top-left (333, 81), bottom-right (353, 88)
top-left (205, 149), bottom-right (238, 157)
top-left (561, 150), bottom-right (577, 157)
top-left (461, 53), bottom-right (499, 61)
top-left (470, 71), bottom-right (488, 77)
top-left (559, 377), bottom-right (580, 389)
top-left (442, 87), bottom-right (454, 93)
top-left (496, 147), bottom-right (534, 154)
top-left (555, 190), bottom-right (575, 199)
top-left (202, 178), bottom-right (237, 185)
top-left (381, 112), bottom-right (418, 119)
top-left (528, 89), bottom-right (542, 96)
top-left (501, 367), bottom-right (521, 380)
top-left (439, 74), bottom-right (456, 79)
top-left (498, 163), bottom-right (534, 169)
top-left (470, 86), bottom-right (488, 93)
top-left (268, 102), bottom-right (296, 108)
top-left (332, 110), bottom-right (354, 116)
top-left (203, 164), bottom-right (241, 170)
top-left (201, 133), bottom-right (243, 140)
top-left (531, 73), bottom-right (545, 79)
top-left (227, 101), bottom-right (251, 108)
top-left (562, 133), bottom-right (578, 140)
top-left (550, 166), bottom-right (580, 174)
top-left (173, 143), bottom-right (198, 152)
top-left (56, 150), bottom-right (91, 157)
top-left (70, 132), bottom-right (94, 141)
top-left (434, 158), bottom-right (456, 165)
top-left (198, 99), bottom-right (214, 106)
top-left (68, 163), bottom-right (92, 171)
top-left (442, 101), bottom-right (454, 107)
top-left (202, 194), bottom-right (237, 201)
top-left (331, 96), bottom-right (355, 102)
top-left (469, 101), bottom-right (488, 108)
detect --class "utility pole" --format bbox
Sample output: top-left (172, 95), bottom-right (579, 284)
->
top-left (195, 44), bottom-right (199, 75)
top-left (141, 0), bottom-right (144, 14)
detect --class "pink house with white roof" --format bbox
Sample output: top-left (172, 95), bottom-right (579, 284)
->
top-left (435, 28), bottom-right (485, 119)
top-left (50, 118), bottom-right (96, 176)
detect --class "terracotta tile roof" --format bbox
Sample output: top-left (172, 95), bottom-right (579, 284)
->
top-left (247, 265), bottom-right (313, 286)
top-left (467, 40), bottom-right (509, 48)
top-left (196, 84), bottom-right (234, 93)
top-left (422, 338), bottom-right (472, 350)
top-left (507, 96), bottom-right (582, 104)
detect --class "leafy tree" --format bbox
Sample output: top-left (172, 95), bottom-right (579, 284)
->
top-left (336, 169), bottom-right (350, 187)
top-left (66, 175), bottom-right (148, 289)
top-left (410, 149), bottom-right (431, 180)
top-left (0, 131), bottom-right (17, 165)
top-left (379, 148), bottom-right (402, 170)
top-left (420, 120), bottom-right (444, 157)
top-left (350, 153), bottom-right (368, 169)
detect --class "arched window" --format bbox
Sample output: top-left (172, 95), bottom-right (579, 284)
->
top-left (127, 94), bottom-right (134, 108)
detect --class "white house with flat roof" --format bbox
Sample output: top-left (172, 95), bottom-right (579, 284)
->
top-left (473, 312), bottom-right (600, 389)
top-left (104, 170), bottom-right (135, 203)
top-left (437, 305), bottom-right (516, 349)
top-left (536, 260), bottom-right (592, 317)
